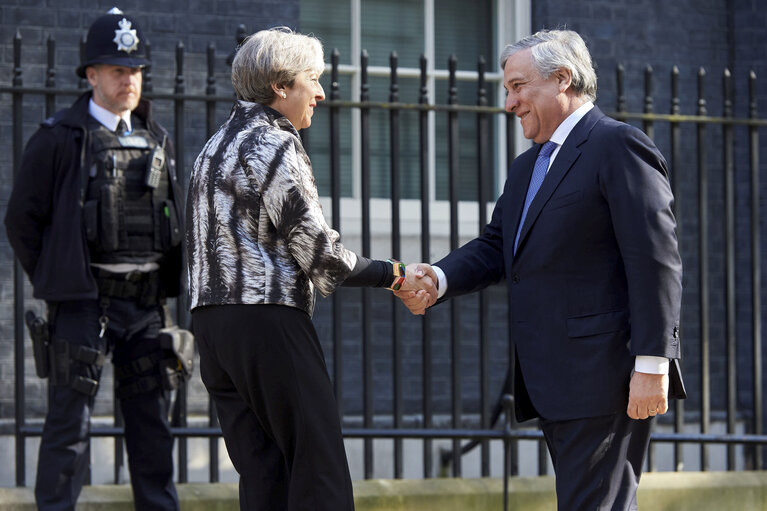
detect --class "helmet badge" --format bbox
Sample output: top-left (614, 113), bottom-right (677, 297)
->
top-left (113, 18), bottom-right (139, 54)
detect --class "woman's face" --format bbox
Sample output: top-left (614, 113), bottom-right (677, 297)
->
top-left (274, 69), bottom-right (325, 130)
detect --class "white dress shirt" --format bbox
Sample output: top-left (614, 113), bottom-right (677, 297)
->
top-left (88, 98), bottom-right (132, 133)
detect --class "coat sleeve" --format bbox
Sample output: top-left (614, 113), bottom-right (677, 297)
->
top-left (241, 131), bottom-right (357, 297)
top-left (600, 124), bottom-right (682, 359)
top-left (4, 127), bottom-right (58, 278)
top-left (434, 182), bottom-right (508, 299)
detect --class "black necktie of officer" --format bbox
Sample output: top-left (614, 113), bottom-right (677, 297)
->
top-left (115, 119), bottom-right (128, 135)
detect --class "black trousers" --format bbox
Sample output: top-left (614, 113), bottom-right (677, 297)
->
top-left (540, 412), bottom-right (653, 511)
top-left (35, 298), bottom-right (179, 511)
top-left (192, 304), bottom-right (355, 511)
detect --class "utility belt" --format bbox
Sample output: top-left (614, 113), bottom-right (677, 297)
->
top-left (93, 267), bottom-right (163, 307)
top-left (25, 304), bottom-right (194, 399)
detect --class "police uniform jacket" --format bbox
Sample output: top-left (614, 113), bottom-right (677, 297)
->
top-left (4, 91), bottom-right (184, 302)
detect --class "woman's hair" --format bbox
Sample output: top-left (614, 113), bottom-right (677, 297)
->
top-left (499, 29), bottom-right (597, 102)
top-left (231, 27), bottom-right (325, 104)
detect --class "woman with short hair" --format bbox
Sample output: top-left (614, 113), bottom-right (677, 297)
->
top-left (186, 27), bottom-right (436, 511)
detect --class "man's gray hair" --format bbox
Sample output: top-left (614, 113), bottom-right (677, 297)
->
top-left (231, 27), bottom-right (325, 104)
top-left (499, 29), bottom-right (597, 102)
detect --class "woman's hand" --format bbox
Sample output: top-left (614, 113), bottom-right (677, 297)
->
top-left (393, 263), bottom-right (438, 315)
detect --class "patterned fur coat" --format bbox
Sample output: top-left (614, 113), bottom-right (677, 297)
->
top-left (186, 101), bottom-right (356, 317)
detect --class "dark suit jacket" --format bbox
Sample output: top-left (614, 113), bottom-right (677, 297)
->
top-left (436, 106), bottom-right (685, 423)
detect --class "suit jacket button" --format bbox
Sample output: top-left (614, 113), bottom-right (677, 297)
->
top-left (511, 274), bottom-right (520, 284)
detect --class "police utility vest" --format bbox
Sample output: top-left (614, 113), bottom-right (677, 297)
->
top-left (84, 117), bottom-right (181, 264)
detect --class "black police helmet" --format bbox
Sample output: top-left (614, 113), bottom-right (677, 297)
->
top-left (76, 8), bottom-right (149, 78)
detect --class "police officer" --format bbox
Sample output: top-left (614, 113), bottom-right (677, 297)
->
top-left (5, 8), bottom-right (183, 511)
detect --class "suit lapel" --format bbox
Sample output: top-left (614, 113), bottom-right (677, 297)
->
top-left (515, 107), bottom-right (605, 253)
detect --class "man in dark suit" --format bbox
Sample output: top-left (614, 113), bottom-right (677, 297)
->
top-left (399, 29), bottom-right (685, 510)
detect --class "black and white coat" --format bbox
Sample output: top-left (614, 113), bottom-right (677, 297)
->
top-left (186, 101), bottom-right (356, 317)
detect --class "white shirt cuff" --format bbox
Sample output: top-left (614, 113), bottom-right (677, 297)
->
top-left (634, 356), bottom-right (669, 375)
top-left (432, 265), bottom-right (448, 299)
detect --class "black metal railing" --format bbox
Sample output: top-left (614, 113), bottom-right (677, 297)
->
top-left (1, 29), bottom-right (766, 503)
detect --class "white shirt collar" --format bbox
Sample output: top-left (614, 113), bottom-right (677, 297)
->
top-left (541, 101), bottom-right (593, 170)
top-left (88, 98), bottom-right (132, 133)
top-left (549, 101), bottom-right (594, 147)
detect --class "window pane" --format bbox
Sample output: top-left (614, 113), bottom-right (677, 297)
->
top-left (301, 0), bottom-right (500, 202)
top-left (361, 0), bottom-right (424, 68)
top-left (435, 0), bottom-right (493, 71)
top-left (305, 73), bottom-right (354, 198)
top-left (366, 76), bottom-right (423, 199)
top-left (300, 0), bottom-right (352, 65)
top-left (434, 79), bottom-right (497, 201)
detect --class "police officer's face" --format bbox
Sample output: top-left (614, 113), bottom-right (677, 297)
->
top-left (86, 64), bottom-right (143, 115)
top-left (271, 69), bottom-right (325, 130)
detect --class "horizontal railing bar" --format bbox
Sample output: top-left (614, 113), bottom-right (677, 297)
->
top-left (0, 86), bottom-right (82, 96)
top-left (612, 111), bottom-right (767, 126)
top-left (331, 63), bottom-right (504, 82)
top-left (0, 86), bottom-right (235, 103)
top-left (14, 425), bottom-right (222, 438)
top-left (0, 86), bottom-right (505, 113)
top-left (342, 428), bottom-right (539, 440)
top-left (15, 424), bottom-right (767, 445)
top-left (16, 425), bottom-right (528, 440)
top-left (649, 432), bottom-right (767, 444)
top-left (3, 86), bottom-right (766, 126)
top-left (323, 100), bottom-right (507, 114)
top-left (344, 430), bottom-right (767, 445)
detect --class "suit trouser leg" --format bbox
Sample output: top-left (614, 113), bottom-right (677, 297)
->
top-left (540, 412), bottom-right (652, 511)
top-left (193, 304), bottom-right (355, 511)
top-left (35, 301), bottom-right (104, 511)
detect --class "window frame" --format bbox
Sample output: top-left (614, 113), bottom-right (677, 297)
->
top-left (306, 0), bottom-right (532, 255)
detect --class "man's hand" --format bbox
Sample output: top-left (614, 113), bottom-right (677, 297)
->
top-left (627, 371), bottom-right (669, 420)
top-left (393, 263), bottom-right (438, 315)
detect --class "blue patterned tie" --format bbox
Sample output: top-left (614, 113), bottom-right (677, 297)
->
top-left (514, 140), bottom-right (558, 253)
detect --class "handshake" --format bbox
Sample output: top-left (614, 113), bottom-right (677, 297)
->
top-left (393, 263), bottom-right (438, 315)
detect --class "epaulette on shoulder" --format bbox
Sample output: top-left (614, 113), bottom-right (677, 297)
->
top-left (41, 109), bottom-right (69, 128)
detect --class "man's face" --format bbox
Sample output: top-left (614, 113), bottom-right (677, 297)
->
top-left (86, 64), bottom-right (142, 115)
top-left (503, 48), bottom-right (567, 144)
